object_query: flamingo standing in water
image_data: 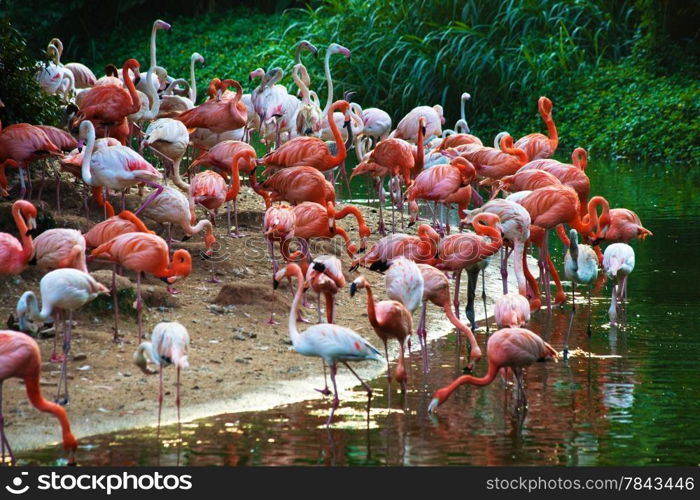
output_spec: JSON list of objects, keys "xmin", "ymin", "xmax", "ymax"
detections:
[
  {"xmin": 275, "ymin": 263, "xmax": 383, "ymax": 426},
  {"xmin": 134, "ymin": 321, "xmax": 190, "ymax": 438},
  {"xmin": 0, "ymin": 330, "xmax": 77, "ymax": 465},
  {"xmin": 415, "ymin": 263, "xmax": 482, "ymax": 372},
  {"xmin": 462, "ymin": 199, "xmax": 531, "ymax": 297},
  {"xmin": 435, "ymin": 213, "xmax": 503, "ymax": 328},
  {"xmin": 591, "ymin": 199, "xmax": 653, "ymax": 245},
  {"xmin": 428, "ymin": 327, "xmax": 558, "ymax": 413},
  {"xmin": 494, "ymin": 293, "xmax": 531, "ymax": 329},
  {"xmin": 79, "ymin": 120, "xmax": 164, "ymax": 218},
  {"xmin": 514, "ymin": 96, "xmax": 558, "ymax": 161},
  {"xmin": 563, "ymin": 228, "xmax": 599, "ymax": 357},
  {"xmin": 351, "ymin": 275, "xmax": 412, "ymax": 393},
  {"xmin": 90, "ymin": 232, "xmax": 192, "ymax": 341},
  {"xmin": 603, "ymin": 243, "xmax": 635, "ymax": 327},
  {"xmin": 16, "ymin": 268, "xmax": 110, "ymax": 404},
  {"xmin": 0, "ymin": 200, "xmax": 37, "ymax": 276},
  {"xmin": 31, "ymin": 229, "xmax": 88, "ymax": 273}
]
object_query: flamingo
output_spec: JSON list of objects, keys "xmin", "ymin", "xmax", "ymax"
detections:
[
  {"xmin": 0, "ymin": 330, "xmax": 77, "ymax": 465},
  {"xmin": 261, "ymin": 166, "xmax": 335, "ymax": 207},
  {"xmin": 406, "ymin": 156, "xmax": 476, "ymax": 233},
  {"xmin": 291, "ymin": 202, "xmax": 369, "ymax": 258},
  {"xmin": 16, "ymin": 268, "xmax": 110, "ymax": 403},
  {"xmin": 391, "ymin": 104, "xmax": 444, "ymax": 142},
  {"xmin": 46, "ymin": 38, "xmax": 96, "ymax": 88},
  {"xmin": 177, "ymin": 79, "xmax": 247, "ymax": 133},
  {"xmin": 351, "ymin": 136, "xmax": 415, "ymax": 234},
  {"xmin": 350, "ymin": 224, "xmax": 440, "ymax": 272},
  {"xmin": 134, "ymin": 321, "xmax": 190, "ymax": 437},
  {"xmin": 494, "ymin": 293, "xmax": 531, "ymax": 328},
  {"xmin": 415, "ymin": 263, "xmax": 482, "ymax": 372},
  {"xmin": 31, "ymin": 228, "xmax": 88, "ymax": 273},
  {"xmin": 385, "ymin": 256, "xmax": 424, "ymax": 314},
  {"xmin": 355, "ymin": 104, "xmax": 392, "ymax": 147},
  {"xmin": 84, "ymin": 210, "xmax": 153, "ymax": 250},
  {"xmin": 260, "ymin": 99, "xmax": 351, "ymax": 175},
  {"xmin": 36, "ymin": 45, "xmax": 74, "ymax": 99},
  {"xmin": 0, "ymin": 200, "xmax": 37, "ymax": 275},
  {"xmin": 509, "ymin": 188, "xmax": 607, "ymax": 311},
  {"xmin": 275, "ymin": 263, "xmax": 383, "ymax": 426},
  {"xmin": 0, "ymin": 122, "xmax": 63, "ymax": 198},
  {"xmin": 141, "ymin": 118, "xmax": 189, "ymax": 190},
  {"xmin": 603, "ymin": 243, "xmax": 635, "ymax": 326},
  {"xmin": 428, "ymin": 327, "xmax": 558, "ymax": 412},
  {"xmin": 591, "ymin": 200, "xmax": 653, "ymax": 245},
  {"xmin": 496, "ymin": 168, "xmax": 562, "ymax": 195},
  {"xmin": 462, "ymin": 199, "xmax": 531, "ymax": 297},
  {"xmin": 157, "ymin": 78, "xmax": 195, "ymax": 118},
  {"xmin": 563, "ymin": 228, "xmax": 599, "ymax": 357},
  {"xmin": 435, "ymin": 131, "xmax": 483, "ymax": 149},
  {"xmin": 90, "ymin": 232, "xmax": 192, "ymax": 341},
  {"xmin": 319, "ymin": 44, "xmax": 352, "ymax": 130},
  {"xmin": 263, "ymin": 204, "xmax": 298, "ymax": 325},
  {"xmin": 139, "ymin": 185, "xmax": 215, "ymax": 253},
  {"xmin": 444, "ymin": 133, "xmax": 528, "ymax": 181},
  {"xmin": 71, "ymin": 58, "xmax": 142, "ymax": 144},
  {"xmin": 33, "ymin": 125, "xmax": 78, "ymax": 207},
  {"xmin": 350, "ymin": 275, "xmax": 412, "ymax": 393},
  {"xmin": 79, "ymin": 120, "xmax": 164, "ymax": 218},
  {"xmin": 293, "ymin": 63, "xmax": 323, "ymax": 137},
  {"xmin": 434, "ymin": 213, "xmax": 503, "ymax": 328},
  {"xmin": 514, "ymin": 96, "xmax": 558, "ymax": 160}
]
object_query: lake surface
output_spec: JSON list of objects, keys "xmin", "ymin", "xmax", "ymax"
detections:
[{"xmin": 17, "ymin": 159, "xmax": 700, "ymax": 466}]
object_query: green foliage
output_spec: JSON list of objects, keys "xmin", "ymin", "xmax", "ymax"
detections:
[{"xmin": 0, "ymin": 20, "xmax": 64, "ymax": 126}]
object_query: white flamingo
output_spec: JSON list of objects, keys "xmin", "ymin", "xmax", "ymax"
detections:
[{"xmin": 603, "ymin": 243, "xmax": 635, "ymax": 326}]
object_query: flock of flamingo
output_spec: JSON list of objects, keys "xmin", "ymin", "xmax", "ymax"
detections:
[{"xmin": 0, "ymin": 19, "xmax": 652, "ymax": 465}]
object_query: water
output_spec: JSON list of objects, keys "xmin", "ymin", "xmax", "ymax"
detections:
[{"xmin": 17, "ymin": 160, "xmax": 700, "ymax": 466}]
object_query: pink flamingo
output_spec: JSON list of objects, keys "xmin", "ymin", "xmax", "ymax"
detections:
[
  {"xmin": 16, "ymin": 269, "xmax": 110, "ymax": 402},
  {"xmin": 0, "ymin": 200, "xmax": 37, "ymax": 275},
  {"xmin": 591, "ymin": 199, "xmax": 652, "ymax": 245},
  {"xmin": 494, "ymin": 293, "xmax": 531, "ymax": 328},
  {"xmin": 385, "ymin": 256, "xmax": 424, "ymax": 314},
  {"xmin": 415, "ymin": 263, "xmax": 482, "ymax": 372},
  {"xmin": 134, "ymin": 321, "xmax": 190, "ymax": 439},
  {"xmin": 177, "ymin": 79, "xmax": 247, "ymax": 134},
  {"xmin": 351, "ymin": 275, "xmax": 412, "ymax": 393},
  {"xmin": 462, "ymin": 199, "xmax": 531, "ymax": 296},
  {"xmin": 275, "ymin": 263, "xmax": 383, "ymax": 426},
  {"xmin": 0, "ymin": 330, "xmax": 77, "ymax": 465},
  {"xmin": 435, "ymin": 213, "xmax": 503, "ymax": 329},
  {"xmin": 428, "ymin": 327, "xmax": 558, "ymax": 413},
  {"xmin": 31, "ymin": 229, "xmax": 87, "ymax": 273},
  {"xmin": 391, "ymin": 104, "xmax": 444, "ymax": 142},
  {"xmin": 350, "ymin": 224, "xmax": 440, "ymax": 272},
  {"xmin": 514, "ymin": 96, "xmax": 558, "ymax": 161},
  {"xmin": 261, "ymin": 166, "xmax": 336, "ymax": 207}
]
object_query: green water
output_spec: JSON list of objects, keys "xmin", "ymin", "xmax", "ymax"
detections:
[{"xmin": 16, "ymin": 160, "xmax": 700, "ymax": 466}]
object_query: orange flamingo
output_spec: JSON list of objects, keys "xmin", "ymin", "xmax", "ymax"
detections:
[
  {"xmin": 445, "ymin": 133, "xmax": 528, "ymax": 181},
  {"xmin": 0, "ymin": 122, "xmax": 63, "ymax": 197},
  {"xmin": 509, "ymin": 187, "xmax": 607, "ymax": 310},
  {"xmin": 90, "ymin": 232, "xmax": 192, "ymax": 340},
  {"xmin": 177, "ymin": 79, "xmax": 247, "ymax": 133},
  {"xmin": 435, "ymin": 213, "xmax": 503, "ymax": 326},
  {"xmin": 428, "ymin": 327, "xmax": 558, "ymax": 413},
  {"xmin": 496, "ymin": 168, "xmax": 562, "ymax": 195},
  {"xmin": 591, "ymin": 199, "xmax": 652, "ymax": 245},
  {"xmin": 71, "ymin": 58, "xmax": 142, "ymax": 144},
  {"xmin": 494, "ymin": 293, "xmax": 531, "ymax": 328},
  {"xmin": 0, "ymin": 200, "xmax": 37, "ymax": 275},
  {"xmin": 291, "ymin": 202, "xmax": 369, "ymax": 258},
  {"xmin": 31, "ymin": 228, "xmax": 87, "ymax": 273},
  {"xmin": 415, "ymin": 263, "xmax": 481, "ymax": 372},
  {"xmin": 406, "ymin": 156, "xmax": 476, "ymax": 233},
  {"xmin": 259, "ymin": 99, "xmax": 351, "ymax": 175},
  {"xmin": 351, "ymin": 275, "xmax": 412, "ymax": 392},
  {"xmin": 0, "ymin": 330, "xmax": 77, "ymax": 465},
  {"xmin": 350, "ymin": 224, "xmax": 440, "ymax": 271},
  {"xmin": 261, "ymin": 166, "xmax": 336, "ymax": 207},
  {"xmin": 514, "ymin": 96, "xmax": 558, "ymax": 161}
]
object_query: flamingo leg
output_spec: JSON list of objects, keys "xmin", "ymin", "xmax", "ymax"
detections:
[
  {"xmin": 176, "ymin": 366, "xmax": 181, "ymax": 438},
  {"xmin": 384, "ymin": 341, "xmax": 391, "ymax": 387},
  {"xmin": 315, "ymin": 361, "xmax": 332, "ymax": 397},
  {"xmin": 564, "ymin": 281, "xmax": 576, "ymax": 359},
  {"xmin": 501, "ymin": 246, "xmax": 509, "ymax": 295},
  {"xmin": 157, "ymin": 364, "xmax": 163, "ymax": 445},
  {"xmin": 56, "ymin": 310, "xmax": 72, "ymax": 405},
  {"xmin": 50, "ymin": 309, "xmax": 63, "ymax": 363},
  {"xmin": 326, "ymin": 363, "xmax": 339, "ymax": 427},
  {"xmin": 266, "ymin": 240, "xmax": 279, "ymax": 325},
  {"xmin": 465, "ymin": 267, "xmax": 480, "ymax": 331},
  {"xmin": 54, "ymin": 168, "xmax": 62, "ymax": 214},
  {"xmin": 481, "ymin": 267, "xmax": 490, "ymax": 334},
  {"xmin": 377, "ymin": 178, "xmax": 386, "ymax": 236},
  {"xmin": 417, "ymin": 300, "xmax": 429, "ymax": 373},
  {"xmin": 453, "ymin": 269, "xmax": 462, "ymax": 320},
  {"xmin": 136, "ymin": 272, "xmax": 144, "ymax": 341},
  {"xmin": 342, "ymin": 361, "xmax": 373, "ymax": 412},
  {"xmin": 230, "ymin": 199, "xmax": 244, "ymax": 238},
  {"xmin": 0, "ymin": 382, "xmax": 16, "ymax": 466},
  {"xmin": 112, "ymin": 265, "xmax": 121, "ymax": 343},
  {"xmin": 133, "ymin": 181, "xmax": 164, "ymax": 215}
]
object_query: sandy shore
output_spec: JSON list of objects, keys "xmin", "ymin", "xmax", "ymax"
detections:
[{"xmin": 0, "ymin": 179, "xmax": 532, "ymax": 453}]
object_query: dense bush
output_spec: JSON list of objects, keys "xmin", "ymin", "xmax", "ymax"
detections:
[{"xmin": 0, "ymin": 20, "xmax": 64, "ymax": 127}]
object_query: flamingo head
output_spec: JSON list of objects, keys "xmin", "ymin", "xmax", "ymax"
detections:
[
  {"xmin": 192, "ymin": 52, "xmax": 204, "ymax": 65},
  {"xmin": 249, "ymin": 68, "xmax": 265, "ymax": 82},
  {"xmin": 155, "ymin": 19, "xmax": 171, "ymax": 31},
  {"xmin": 461, "ymin": 92, "xmax": 471, "ymax": 102},
  {"xmin": 427, "ymin": 388, "xmax": 451, "ymax": 414},
  {"xmin": 299, "ymin": 40, "xmax": 318, "ymax": 56},
  {"xmin": 538, "ymin": 96, "xmax": 553, "ymax": 117},
  {"xmin": 433, "ymin": 104, "xmax": 445, "ymax": 124},
  {"xmin": 166, "ymin": 250, "xmax": 193, "ymax": 283},
  {"xmin": 471, "ymin": 212, "xmax": 503, "ymax": 238},
  {"xmin": 329, "ymin": 43, "xmax": 351, "ymax": 59},
  {"xmin": 349, "ymin": 275, "xmax": 369, "ymax": 297}
]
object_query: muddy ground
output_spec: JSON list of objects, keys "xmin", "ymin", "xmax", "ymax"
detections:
[{"xmin": 0, "ymin": 172, "xmax": 531, "ymax": 453}]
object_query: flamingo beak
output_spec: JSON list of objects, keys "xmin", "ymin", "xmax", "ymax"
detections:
[
  {"xmin": 273, "ymin": 279, "xmax": 280, "ymax": 290},
  {"xmin": 349, "ymin": 282, "xmax": 358, "ymax": 297},
  {"xmin": 427, "ymin": 397, "xmax": 440, "ymax": 414}
]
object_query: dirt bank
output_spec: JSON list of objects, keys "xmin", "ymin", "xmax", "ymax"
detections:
[{"xmin": 0, "ymin": 177, "xmax": 533, "ymax": 454}]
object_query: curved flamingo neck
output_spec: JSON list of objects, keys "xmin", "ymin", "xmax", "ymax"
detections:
[
  {"xmin": 500, "ymin": 139, "xmax": 528, "ymax": 165},
  {"xmin": 585, "ymin": 196, "xmax": 609, "ymax": 234},
  {"xmin": 190, "ymin": 55, "xmax": 200, "ymax": 102},
  {"xmin": 24, "ymin": 374, "xmax": 76, "ymax": 454},
  {"xmin": 122, "ymin": 61, "xmax": 141, "ymax": 115},
  {"xmin": 572, "ymin": 147, "xmax": 587, "ymax": 170},
  {"xmin": 81, "ymin": 123, "xmax": 96, "ymax": 186},
  {"xmin": 322, "ymin": 48, "xmax": 337, "ymax": 114},
  {"xmin": 327, "ymin": 102, "xmax": 347, "ymax": 166},
  {"xmin": 362, "ymin": 281, "xmax": 379, "ymax": 328},
  {"xmin": 293, "ymin": 64, "xmax": 311, "ymax": 104},
  {"xmin": 13, "ymin": 203, "xmax": 33, "ymax": 263},
  {"xmin": 442, "ymin": 300, "xmax": 479, "ymax": 355},
  {"xmin": 541, "ymin": 108, "xmax": 558, "ymax": 152},
  {"xmin": 226, "ymin": 150, "xmax": 241, "ymax": 202},
  {"xmin": 473, "ymin": 222, "xmax": 502, "ymax": 252},
  {"xmin": 119, "ymin": 211, "xmax": 151, "ymax": 233},
  {"xmin": 435, "ymin": 361, "xmax": 500, "ymax": 403}
]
